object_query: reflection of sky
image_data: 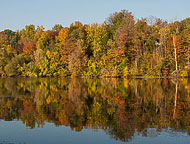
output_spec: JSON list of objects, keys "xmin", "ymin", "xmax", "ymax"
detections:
[
  {"xmin": 0, "ymin": 120, "xmax": 123, "ymax": 144},
  {"xmin": 0, "ymin": 0, "xmax": 189, "ymax": 31},
  {"xmin": 132, "ymin": 130, "xmax": 190, "ymax": 144},
  {"xmin": 0, "ymin": 120, "xmax": 190, "ymax": 144}
]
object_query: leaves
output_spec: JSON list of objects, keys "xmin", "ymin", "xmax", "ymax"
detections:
[{"xmin": 0, "ymin": 10, "xmax": 190, "ymax": 77}]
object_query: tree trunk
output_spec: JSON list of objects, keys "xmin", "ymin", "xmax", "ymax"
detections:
[
  {"xmin": 173, "ymin": 36, "xmax": 178, "ymax": 73},
  {"xmin": 164, "ymin": 35, "xmax": 167, "ymax": 58}
]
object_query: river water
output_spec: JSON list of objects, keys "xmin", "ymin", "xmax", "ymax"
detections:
[{"xmin": 0, "ymin": 78, "xmax": 189, "ymax": 144}]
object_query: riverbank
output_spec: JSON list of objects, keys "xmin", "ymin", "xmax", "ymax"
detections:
[{"xmin": 1, "ymin": 75, "xmax": 189, "ymax": 79}]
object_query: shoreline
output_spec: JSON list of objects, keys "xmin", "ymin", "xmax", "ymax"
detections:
[{"xmin": 1, "ymin": 75, "xmax": 189, "ymax": 79}]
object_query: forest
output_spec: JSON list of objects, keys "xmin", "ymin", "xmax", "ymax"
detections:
[{"xmin": 0, "ymin": 10, "xmax": 190, "ymax": 77}]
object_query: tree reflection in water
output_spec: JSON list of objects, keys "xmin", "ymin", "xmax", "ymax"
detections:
[{"xmin": 0, "ymin": 78, "xmax": 190, "ymax": 142}]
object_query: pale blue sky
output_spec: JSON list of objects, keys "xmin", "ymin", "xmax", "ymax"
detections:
[{"xmin": 0, "ymin": 0, "xmax": 189, "ymax": 31}]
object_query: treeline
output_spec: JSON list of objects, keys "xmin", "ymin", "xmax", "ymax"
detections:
[{"xmin": 0, "ymin": 10, "xmax": 190, "ymax": 77}]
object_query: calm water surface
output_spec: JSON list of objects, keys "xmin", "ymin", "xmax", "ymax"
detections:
[{"xmin": 0, "ymin": 78, "xmax": 190, "ymax": 144}]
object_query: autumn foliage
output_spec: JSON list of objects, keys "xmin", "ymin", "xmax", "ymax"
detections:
[{"xmin": 0, "ymin": 10, "xmax": 190, "ymax": 77}]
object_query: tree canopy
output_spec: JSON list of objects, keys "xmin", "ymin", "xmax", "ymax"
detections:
[{"xmin": 0, "ymin": 10, "xmax": 190, "ymax": 77}]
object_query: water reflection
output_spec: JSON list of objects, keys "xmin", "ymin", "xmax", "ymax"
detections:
[{"xmin": 0, "ymin": 78, "xmax": 190, "ymax": 142}]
